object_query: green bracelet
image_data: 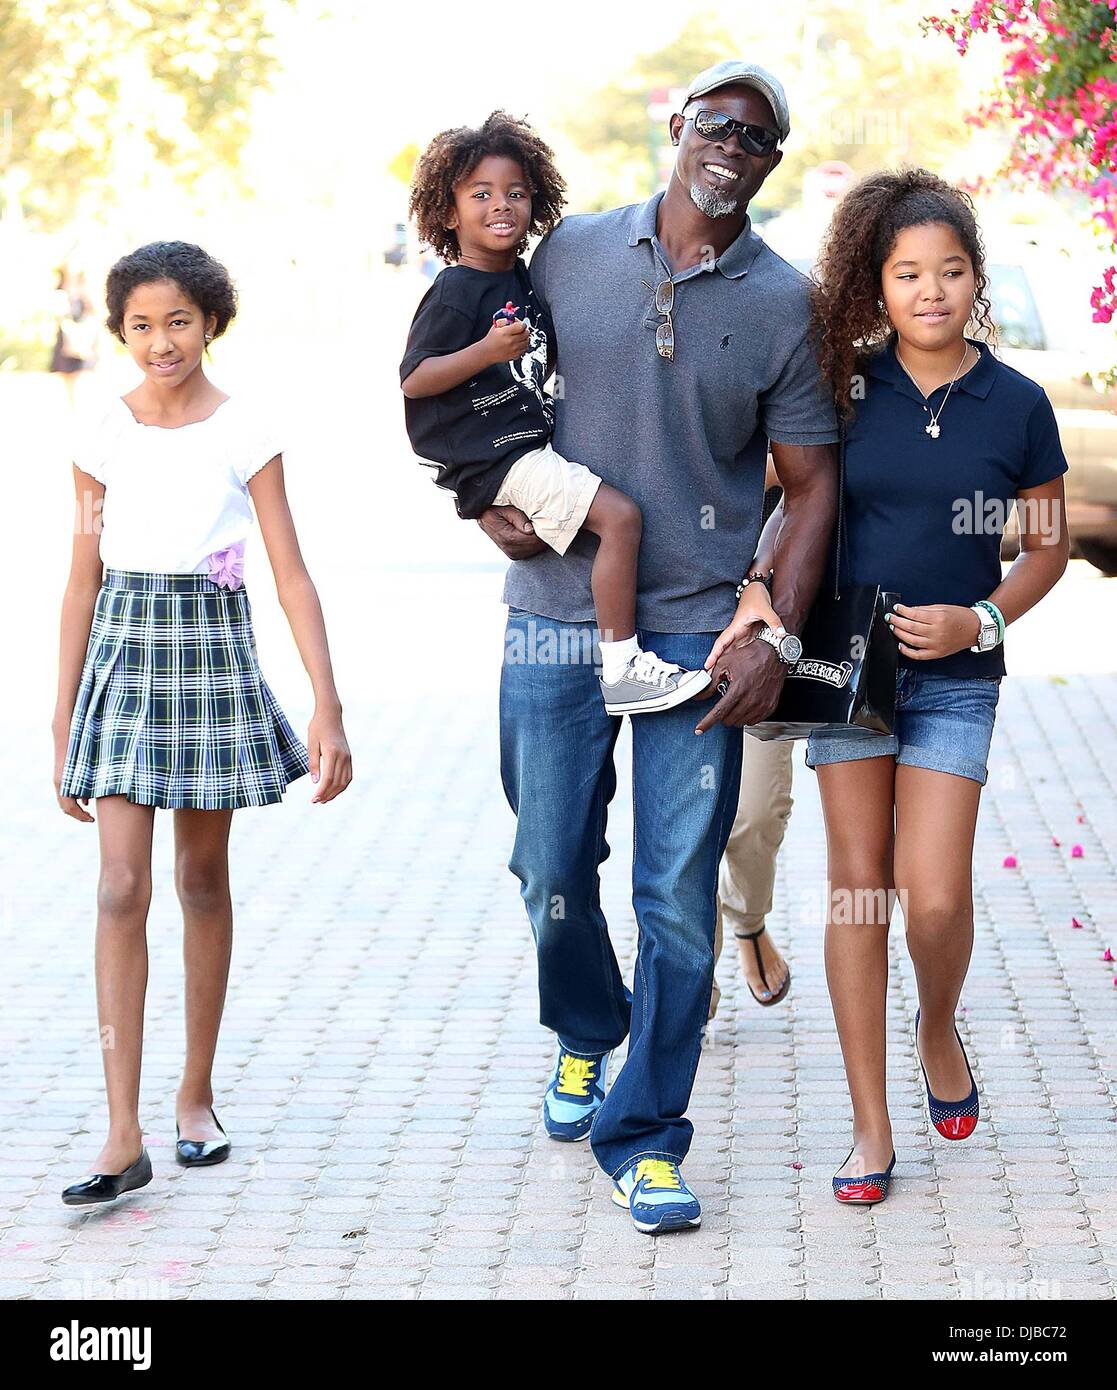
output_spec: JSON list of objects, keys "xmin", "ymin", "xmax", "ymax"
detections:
[{"xmin": 974, "ymin": 599, "xmax": 1005, "ymax": 644}]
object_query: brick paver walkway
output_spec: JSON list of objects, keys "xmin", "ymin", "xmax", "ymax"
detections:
[
  {"xmin": 2, "ymin": 559, "xmax": 1114, "ymax": 1300},
  {"xmin": 1, "ymin": 373, "xmax": 1113, "ymax": 1300}
]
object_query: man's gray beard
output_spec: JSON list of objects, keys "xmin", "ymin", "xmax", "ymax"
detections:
[{"xmin": 689, "ymin": 180, "xmax": 740, "ymax": 218}]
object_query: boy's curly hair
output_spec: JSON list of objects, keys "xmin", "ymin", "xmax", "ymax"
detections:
[
  {"xmin": 408, "ymin": 110, "xmax": 566, "ymax": 262},
  {"xmin": 106, "ymin": 241, "xmax": 237, "ymax": 345},
  {"xmin": 809, "ymin": 168, "xmax": 997, "ymax": 422}
]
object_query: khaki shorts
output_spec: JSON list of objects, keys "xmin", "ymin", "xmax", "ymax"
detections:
[{"xmin": 492, "ymin": 443, "xmax": 602, "ymax": 555}]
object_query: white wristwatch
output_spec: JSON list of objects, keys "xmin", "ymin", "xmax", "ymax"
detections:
[{"xmin": 969, "ymin": 605, "xmax": 1000, "ymax": 653}]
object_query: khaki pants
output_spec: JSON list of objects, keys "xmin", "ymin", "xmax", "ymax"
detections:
[{"xmin": 709, "ymin": 736, "xmax": 795, "ymax": 1020}]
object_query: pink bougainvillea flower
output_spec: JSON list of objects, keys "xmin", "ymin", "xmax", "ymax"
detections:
[
  {"xmin": 1051, "ymin": 836, "xmax": 1061, "ymax": 846},
  {"xmin": 207, "ymin": 539, "xmax": 245, "ymax": 591},
  {"xmin": 1071, "ymin": 844, "xmax": 1084, "ymax": 858},
  {"xmin": 1003, "ymin": 854, "xmax": 1018, "ymax": 868},
  {"xmin": 789, "ymin": 1161, "xmax": 804, "ymax": 1170},
  {"xmin": 1072, "ymin": 917, "xmax": 1084, "ymax": 929},
  {"xmin": 1102, "ymin": 948, "xmax": 1114, "ymax": 962},
  {"xmin": 925, "ymin": 1, "xmax": 1117, "ymax": 325}
]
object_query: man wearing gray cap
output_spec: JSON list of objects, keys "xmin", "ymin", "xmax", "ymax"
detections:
[{"xmin": 480, "ymin": 61, "xmax": 838, "ymax": 1233}]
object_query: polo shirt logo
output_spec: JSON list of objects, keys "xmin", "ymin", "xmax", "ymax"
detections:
[{"xmin": 788, "ymin": 658, "xmax": 853, "ymax": 689}]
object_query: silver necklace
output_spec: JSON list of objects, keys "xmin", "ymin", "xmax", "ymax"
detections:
[{"xmin": 895, "ymin": 342, "xmax": 973, "ymax": 439}]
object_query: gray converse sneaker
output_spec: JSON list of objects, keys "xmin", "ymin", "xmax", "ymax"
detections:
[{"xmin": 600, "ymin": 650, "xmax": 711, "ymax": 715}]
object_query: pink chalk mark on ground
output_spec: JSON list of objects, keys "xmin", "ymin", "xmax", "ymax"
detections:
[{"xmin": 100, "ymin": 1204, "xmax": 151, "ymax": 1228}]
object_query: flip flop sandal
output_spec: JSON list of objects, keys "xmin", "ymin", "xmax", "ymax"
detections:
[{"xmin": 735, "ymin": 924, "xmax": 791, "ymax": 1007}]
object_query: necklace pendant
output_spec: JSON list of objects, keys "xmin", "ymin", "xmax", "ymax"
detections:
[{"xmin": 926, "ymin": 422, "xmax": 940, "ymax": 439}]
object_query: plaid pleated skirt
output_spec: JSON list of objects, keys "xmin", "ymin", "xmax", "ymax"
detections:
[{"xmin": 59, "ymin": 569, "xmax": 310, "ymax": 809}]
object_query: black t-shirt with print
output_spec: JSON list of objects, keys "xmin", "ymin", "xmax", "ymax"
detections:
[{"xmin": 400, "ymin": 259, "xmax": 555, "ymax": 519}]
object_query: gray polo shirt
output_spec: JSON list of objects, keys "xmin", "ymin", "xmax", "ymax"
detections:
[{"xmin": 501, "ymin": 190, "xmax": 839, "ymax": 633}]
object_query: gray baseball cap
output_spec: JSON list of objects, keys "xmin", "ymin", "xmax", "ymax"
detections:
[{"xmin": 683, "ymin": 60, "xmax": 790, "ymax": 143}]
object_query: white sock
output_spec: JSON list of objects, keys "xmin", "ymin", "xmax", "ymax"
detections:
[{"xmin": 599, "ymin": 635, "xmax": 640, "ymax": 684}]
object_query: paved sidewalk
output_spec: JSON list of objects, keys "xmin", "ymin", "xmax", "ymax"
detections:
[
  {"xmin": 1, "ymin": 554, "xmax": 1114, "ymax": 1301},
  {"xmin": 1, "ymin": 373, "xmax": 1114, "ymax": 1301}
]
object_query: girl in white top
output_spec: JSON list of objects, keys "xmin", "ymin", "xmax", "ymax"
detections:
[
  {"xmin": 53, "ymin": 240, "xmax": 352, "ymax": 1206},
  {"xmin": 75, "ymin": 391, "xmax": 287, "ymax": 574}
]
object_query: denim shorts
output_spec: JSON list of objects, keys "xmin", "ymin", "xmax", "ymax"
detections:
[{"xmin": 805, "ymin": 669, "xmax": 1002, "ymax": 786}]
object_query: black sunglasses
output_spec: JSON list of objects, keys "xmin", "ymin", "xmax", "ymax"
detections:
[{"xmin": 686, "ymin": 108, "xmax": 780, "ymax": 157}]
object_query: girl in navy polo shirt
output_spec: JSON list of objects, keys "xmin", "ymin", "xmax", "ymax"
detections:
[{"xmin": 805, "ymin": 169, "xmax": 1068, "ymax": 1204}]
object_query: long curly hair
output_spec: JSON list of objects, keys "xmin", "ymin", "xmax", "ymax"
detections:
[
  {"xmin": 408, "ymin": 111, "xmax": 566, "ymax": 263},
  {"xmin": 810, "ymin": 168, "xmax": 997, "ymax": 421},
  {"xmin": 106, "ymin": 241, "xmax": 237, "ymax": 345}
]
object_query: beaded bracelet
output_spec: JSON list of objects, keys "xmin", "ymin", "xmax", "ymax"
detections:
[{"xmin": 974, "ymin": 599, "xmax": 1005, "ymax": 644}]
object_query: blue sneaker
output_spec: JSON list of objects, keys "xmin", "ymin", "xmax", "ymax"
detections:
[
  {"xmin": 542, "ymin": 1049, "xmax": 609, "ymax": 1142},
  {"xmin": 611, "ymin": 1158, "xmax": 701, "ymax": 1234}
]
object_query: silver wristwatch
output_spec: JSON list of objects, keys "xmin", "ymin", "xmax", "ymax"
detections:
[
  {"xmin": 755, "ymin": 624, "xmax": 803, "ymax": 665},
  {"xmin": 969, "ymin": 605, "xmax": 1000, "ymax": 653}
]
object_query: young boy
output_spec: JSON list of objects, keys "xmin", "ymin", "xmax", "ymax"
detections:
[{"xmin": 400, "ymin": 110, "xmax": 710, "ymax": 714}]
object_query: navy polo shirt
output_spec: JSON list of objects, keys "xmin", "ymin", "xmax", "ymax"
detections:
[{"xmin": 840, "ymin": 333, "xmax": 1068, "ymax": 678}]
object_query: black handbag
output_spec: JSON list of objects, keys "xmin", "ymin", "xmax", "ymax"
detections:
[{"xmin": 745, "ymin": 423, "xmax": 901, "ymax": 743}]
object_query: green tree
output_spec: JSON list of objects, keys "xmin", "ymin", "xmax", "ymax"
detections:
[
  {"xmin": 559, "ymin": 3, "xmax": 971, "ymax": 212},
  {"xmin": 773, "ymin": 3, "xmax": 968, "ymax": 198},
  {"xmin": 561, "ymin": 12, "xmax": 735, "ymax": 210},
  {"xmin": 388, "ymin": 142, "xmax": 421, "ymax": 188},
  {"xmin": 0, "ymin": 0, "xmax": 290, "ymax": 228}
]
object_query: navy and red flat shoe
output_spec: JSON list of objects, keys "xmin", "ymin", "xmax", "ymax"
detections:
[
  {"xmin": 832, "ymin": 1147, "xmax": 897, "ymax": 1206},
  {"xmin": 915, "ymin": 1008, "xmax": 980, "ymax": 1140}
]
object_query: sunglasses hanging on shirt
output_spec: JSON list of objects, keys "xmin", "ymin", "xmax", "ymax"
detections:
[{"xmin": 641, "ymin": 277, "xmax": 675, "ymax": 361}]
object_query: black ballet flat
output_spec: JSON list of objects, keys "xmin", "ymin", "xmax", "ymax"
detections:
[
  {"xmin": 62, "ymin": 1149, "xmax": 152, "ymax": 1206},
  {"xmin": 175, "ymin": 1108, "xmax": 230, "ymax": 1167}
]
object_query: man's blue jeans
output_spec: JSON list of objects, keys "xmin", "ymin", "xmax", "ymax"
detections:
[{"xmin": 499, "ymin": 609, "xmax": 744, "ymax": 1178}]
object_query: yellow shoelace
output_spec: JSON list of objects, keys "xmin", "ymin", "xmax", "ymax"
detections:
[
  {"xmin": 556, "ymin": 1054, "xmax": 594, "ymax": 1097},
  {"xmin": 634, "ymin": 1159, "xmax": 681, "ymax": 1190}
]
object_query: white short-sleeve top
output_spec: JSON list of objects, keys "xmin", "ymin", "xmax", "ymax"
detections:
[{"xmin": 73, "ymin": 395, "xmax": 283, "ymax": 574}]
